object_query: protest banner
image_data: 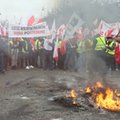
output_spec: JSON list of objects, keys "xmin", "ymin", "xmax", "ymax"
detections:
[
  {"xmin": 65, "ymin": 13, "xmax": 84, "ymax": 39},
  {"xmin": 9, "ymin": 22, "xmax": 47, "ymax": 38}
]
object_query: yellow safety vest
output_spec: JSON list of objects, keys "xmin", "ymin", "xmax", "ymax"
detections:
[
  {"xmin": 106, "ymin": 41, "xmax": 117, "ymax": 55},
  {"xmin": 9, "ymin": 41, "xmax": 13, "ymax": 48},
  {"xmin": 35, "ymin": 39, "xmax": 41, "ymax": 50},
  {"xmin": 58, "ymin": 41, "xmax": 62, "ymax": 48},
  {"xmin": 21, "ymin": 39, "xmax": 26, "ymax": 53},
  {"xmin": 95, "ymin": 36, "xmax": 106, "ymax": 51},
  {"xmin": 76, "ymin": 40, "xmax": 85, "ymax": 54}
]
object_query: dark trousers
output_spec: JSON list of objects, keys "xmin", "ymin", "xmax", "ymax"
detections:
[
  {"xmin": 43, "ymin": 50, "xmax": 53, "ymax": 70},
  {"xmin": 0, "ymin": 52, "xmax": 5, "ymax": 72},
  {"xmin": 57, "ymin": 49, "xmax": 65, "ymax": 69},
  {"xmin": 64, "ymin": 50, "xmax": 76, "ymax": 71},
  {"xmin": 106, "ymin": 54, "xmax": 116, "ymax": 71},
  {"xmin": 34, "ymin": 50, "xmax": 39, "ymax": 67},
  {"xmin": 38, "ymin": 49, "xmax": 44, "ymax": 68},
  {"xmin": 18, "ymin": 52, "xmax": 25, "ymax": 68}
]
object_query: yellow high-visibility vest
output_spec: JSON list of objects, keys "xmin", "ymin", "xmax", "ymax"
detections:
[
  {"xmin": 76, "ymin": 40, "xmax": 85, "ymax": 54},
  {"xmin": 106, "ymin": 41, "xmax": 117, "ymax": 55},
  {"xmin": 95, "ymin": 36, "xmax": 106, "ymax": 51},
  {"xmin": 35, "ymin": 39, "xmax": 42, "ymax": 50}
]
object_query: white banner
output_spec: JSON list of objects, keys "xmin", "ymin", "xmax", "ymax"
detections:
[
  {"xmin": 65, "ymin": 13, "xmax": 84, "ymax": 39},
  {"xmin": 97, "ymin": 21, "xmax": 119, "ymax": 37},
  {"xmin": 8, "ymin": 22, "xmax": 47, "ymax": 38}
]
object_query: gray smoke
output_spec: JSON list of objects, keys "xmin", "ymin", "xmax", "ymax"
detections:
[{"xmin": 46, "ymin": 0, "xmax": 120, "ymax": 27}]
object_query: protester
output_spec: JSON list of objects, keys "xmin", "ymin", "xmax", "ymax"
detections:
[
  {"xmin": 0, "ymin": 36, "xmax": 5, "ymax": 73},
  {"xmin": 0, "ymin": 18, "xmax": 120, "ymax": 77},
  {"xmin": 105, "ymin": 37, "xmax": 117, "ymax": 71},
  {"xmin": 18, "ymin": 38, "xmax": 26, "ymax": 68},
  {"xmin": 10, "ymin": 38, "xmax": 19, "ymax": 69},
  {"xmin": 43, "ymin": 34, "xmax": 53, "ymax": 70},
  {"xmin": 64, "ymin": 37, "xmax": 77, "ymax": 71}
]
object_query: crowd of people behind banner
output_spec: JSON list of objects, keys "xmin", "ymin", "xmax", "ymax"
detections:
[{"xmin": 0, "ymin": 30, "xmax": 120, "ymax": 74}]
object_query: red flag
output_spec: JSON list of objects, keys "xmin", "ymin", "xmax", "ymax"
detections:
[
  {"xmin": 53, "ymin": 40, "xmax": 59, "ymax": 62},
  {"xmin": 106, "ymin": 29, "xmax": 114, "ymax": 37},
  {"xmin": 60, "ymin": 40, "xmax": 66, "ymax": 56},
  {"xmin": 37, "ymin": 18, "xmax": 43, "ymax": 24},
  {"xmin": 115, "ymin": 44, "xmax": 120, "ymax": 64},
  {"xmin": 27, "ymin": 16, "xmax": 35, "ymax": 26},
  {"xmin": 27, "ymin": 16, "xmax": 35, "ymax": 48},
  {"xmin": 57, "ymin": 24, "xmax": 66, "ymax": 38}
]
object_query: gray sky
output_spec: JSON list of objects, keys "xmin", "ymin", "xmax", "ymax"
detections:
[{"xmin": 0, "ymin": 0, "xmax": 57, "ymax": 23}]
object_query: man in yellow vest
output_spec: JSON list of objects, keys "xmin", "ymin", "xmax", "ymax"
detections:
[
  {"xmin": 105, "ymin": 37, "xmax": 117, "ymax": 71},
  {"xmin": 18, "ymin": 38, "xmax": 26, "ymax": 68},
  {"xmin": 93, "ymin": 34, "xmax": 106, "ymax": 59},
  {"xmin": 35, "ymin": 38, "xmax": 40, "ymax": 67},
  {"xmin": 90, "ymin": 34, "xmax": 107, "ymax": 84},
  {"xmin": 75, "ymin": 38, "xmax": 85, "ymax": 72},
  {"xmin": 35, "ymin": 37, "xmax": 44, "ymax": 68}
]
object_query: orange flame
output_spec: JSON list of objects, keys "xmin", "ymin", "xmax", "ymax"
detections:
[
  {"xmin": 85, "ymin": 82, "xmax": 120, "ymax": 111},
  {"xmin": 96, "ymin": 88, "xmax": 120, "ymax": 111},
  {"xmin": 67, "ymin": 89, "xmax": 77, "ymax": 105},
  {"xmin": 70, "ymin": 89, "xmax": 77, "ymax": 98},
  {"xmin": 85, "ymin": 86, "xmax": 92, "ymax": 94},
  {"xmin": 95, "ymin": 82, "xmax": 103, "ymax": 88}
]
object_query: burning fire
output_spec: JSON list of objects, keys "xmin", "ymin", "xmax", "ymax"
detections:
[
  {"xmin": 67, "ymin": 89, "xmax": 77, "ymax": 105},
  {"xmin": 86, "ymin": 82, "xmax": 120, "ymax": 111},
  {"xmin": 65, "ymin": 82, "xmax": 120, "ymax": 111},
  {"xmin": 85, "ymin": 86, "xmax": 91, "ymax": 94},
  {"xmin": 71, "ymin": 89, "xmax": 77, "ymax": 98}
]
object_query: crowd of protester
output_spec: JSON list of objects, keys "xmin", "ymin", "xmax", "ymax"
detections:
[{"xmin": 0, "ymin": 31, "xmax": 120, "ymax": 74}]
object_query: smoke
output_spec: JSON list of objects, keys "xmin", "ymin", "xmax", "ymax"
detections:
[
  {"xmin": 47, "ymin": 0, "xmax": 120, "ymax": 27},
  {"xmin": 87, "ymin": 51, "xmax": 107, "ymax": 84},
  {"xmin": 47, "ymin": 0, "xmax": 118, "ymax": 84}
]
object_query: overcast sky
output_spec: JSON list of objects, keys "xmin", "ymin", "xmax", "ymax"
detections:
[{"xmin": 0, "ymin": 0, "xmax": 57, "ymax": 23}]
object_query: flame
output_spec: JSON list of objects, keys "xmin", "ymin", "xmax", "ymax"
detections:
[
  {"xmin": 95, "ymin": 82, "xmax": 103, "ymax": 88},
  {"xmin": 85, "ymin": 82, "xmax": 120, "ymax": 111},
  {"xmin": 85, "ymin": 86, "xmax": 92, "ymax": 94},
  {"xmin": 65, "ymin": 81, "xmax": 120, "ymax": 111},
  {"xmin": 71, "ymin": 89, "xmax": 77, "ymax": 98},
  {"xmin": 67, "ymin": 89, "xmax": 77, "ymax": 105},
  {"xmin": 96, "ymin": 88, "xmax": 120, "ymax": 111}
]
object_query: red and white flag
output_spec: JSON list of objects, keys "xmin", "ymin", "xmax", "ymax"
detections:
[
  {"xmin": 57, "ymin": 24, "xmax": 66, "ymax": 38},
  {"xmin": 27, "ymin": 16, "xmax": 35, "ymax": 26},
  {"xmin": 37, "ymin": 18, "xmax": 43, "ymax": 24},
  {"xmin": 27, "ymin": 16, "xmax": 35, "ymax": 48},
  {"xmin": 0, "ymin": 25, "xmax": 7, "ymax": 37},
  {"xmin": 51, "ymin": 19, "xmax": 56, "ymax": 40},
  {"xmin": 33, "ymin": 17, "xmax": 43, "ymax": 25},
  {"xmin": 53, "ymin": 37, "xmax": 59, "ymax": 62}
]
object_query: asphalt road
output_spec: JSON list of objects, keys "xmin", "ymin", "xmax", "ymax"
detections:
[{"xmin": 0, "ymin": 69, "xmax": 120, "ymax": 120}]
